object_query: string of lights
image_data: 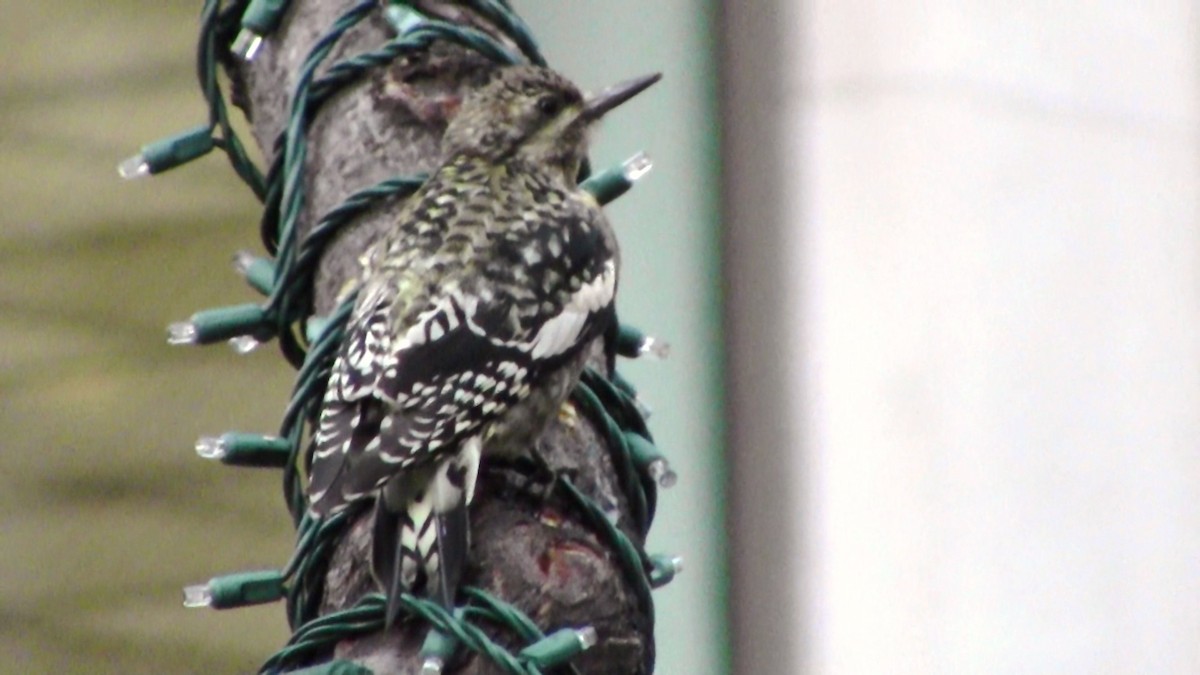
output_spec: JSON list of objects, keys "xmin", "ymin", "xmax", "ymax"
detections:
[{"xmin": 120, "ymin": 1, "xmax": 679, "ymax": 672}]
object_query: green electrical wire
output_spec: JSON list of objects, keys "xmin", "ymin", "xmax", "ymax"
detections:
[
  {"xmin": 168, "ymin": 2, "xmax": 681, "ymax": 673},
  {"xmin": 198, "ymin": 0, "xmax": 266, "ymax": 198}
]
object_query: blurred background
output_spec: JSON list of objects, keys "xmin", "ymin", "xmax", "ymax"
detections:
[
  {"xmin": 6, "ymin": 1, "xmax": 1200, "ymax": 674},
  {"xmin": 725, "ymin": 2, "xmax": 1200, "ymax": 674}
]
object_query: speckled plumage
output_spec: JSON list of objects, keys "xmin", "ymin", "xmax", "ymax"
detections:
[{"xmin": 304, "ymin": 65, "xmax": 653, "ymax": 620}]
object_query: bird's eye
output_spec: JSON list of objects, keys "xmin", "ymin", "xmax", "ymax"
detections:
[{"xmin": 537, "ymin": 96, "xmax": 562, "ymax": 117}]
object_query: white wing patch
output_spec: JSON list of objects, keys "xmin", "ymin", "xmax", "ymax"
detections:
[{"xmin": 529, "ymin": 259, "xmax": 616, "ymax": 360}]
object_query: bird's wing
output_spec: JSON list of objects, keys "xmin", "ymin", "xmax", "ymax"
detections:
[
  {"xmin": 307, "ymin": 223, "xmax": 618, "ymax": 514},
  {"xmin": 308, "ymin": 279, "xmax": 522, "ymax": 512}
]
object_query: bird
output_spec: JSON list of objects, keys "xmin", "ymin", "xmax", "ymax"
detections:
[{"xmin": 305, "ymin": 64, "xmax": 660, "ymax": 626}]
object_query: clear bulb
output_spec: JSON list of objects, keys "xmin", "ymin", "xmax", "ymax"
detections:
[
  {"xmin": 232, "ymin": 250, "xmax": 257, "ymax": 276},
  {"xmin": 638, "ymin": 336, "xmax": 671, "ymax": 359},
  {"xmin": 195, "ymin": 436, "xmax": 228, "ymax": 461},
  {"xmin": 421, "ymin": 657, "xmax": 445, "ymax": 674},
  {"xmin": 622, "ymin": 152, "xmax": 653, "ymax": 182},
  {"xmin": 167, "ymin": 321, "xmax": 198, "ymax": 346},
  {"xmin": 648, "ymin": 458, "xmax": 678, "ymax": 488},
  {"xmin": 576, "ymin": 626, "xmax": 598, "ymax": 650},
  {"xmin": 117, "ymin": 154, "xmax": 150, "ymax": 180},
  {"xmin": 183, "ymin": 583, "xmax": 213, "ymax": 608},
  {"xmin": 231, "ymin": 29, "xmax": 264, "ymax": 60},
  {"xmin": 228, "ymin": 335, "xmax": 261, "ymax": 354}
]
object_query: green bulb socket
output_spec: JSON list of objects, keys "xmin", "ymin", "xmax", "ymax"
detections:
[
  {"xmin": 142, "ymin": 125, "xmax": 215, "ymax": 174},
  {"xmin": 615, "ymin": 324, "xmax": 648, "ymax": 358},
  {"xmin": 383, "ymin": 3, "xmax": 428, "ymax": 34},
  {"xmin": 581, "ymin": 152, "xmax": 651, "ymax": 205},
  {"xmin": 169, "ymin": 303, "xmax": 272, "ymax": 345},
  {"xmin": 232, "ymin": 0, "xmax": 290, "ymax": 59},
  {"xmin": 234, "ymin": 251, "xmax": 276, "ymax": 296},
  {"xmin": 625, "ymin": 432, "xmax": 677, "ymax": 488},
  {"xmin": 119, "ymin": 125, "xmax": 214, "ymax": 179},
  {"xmin": 241, "ymin": 0, "xmax": 290, "ymax": 33},
  {"xmin": 649, "ymin": 554, "xmax": 684, "ymax": 588},
  {"xmin": 197, "ymin": 432, "xmax": 291, "ymax": 468},
  {"xmin": 306, "ymin": 315, "xmax": 332, "ymax": 343},
  {"xmin": 419, "ymin": 610, "xmax": 466, "ymax": 673},
  {"xmin": 624, "ymin": 431, "xmax": 662, "ymax": 468},
  {"xmin": 581, "ymin": 164, "xmax": 631, "ymax": 205},
  {"xmin": 519, "ymin": 626, "xmax": 598, "ymax": 669},
  {"xmin": 207, "ymin": 570, "xmax": 284, "ymax": 609}
]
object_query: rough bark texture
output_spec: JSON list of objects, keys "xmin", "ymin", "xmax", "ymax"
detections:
[{"xmin": 230, "ymin": 2, "xmax": 653, "ymax": 672}]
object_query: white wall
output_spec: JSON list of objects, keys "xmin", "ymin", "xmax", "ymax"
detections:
[{"xmin": 727, "ymin": 2, "xmax": 1200, "ymax": 673}]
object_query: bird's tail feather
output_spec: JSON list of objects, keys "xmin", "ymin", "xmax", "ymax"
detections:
[
  {"xmin": 370, "ymin": 499, "xmax": 406, "ymax": 628},
  {"xmin": 431, "ymin": 500, "xmax": 469, "ymax": 610},
  {"xmin": 371, "ymin": 436, "xmax": 482, "ymax": 627}
]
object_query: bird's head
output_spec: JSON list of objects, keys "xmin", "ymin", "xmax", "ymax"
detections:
[{"xmin": 443, "ymin": 65, "xmax": 660, "ymax": 180}]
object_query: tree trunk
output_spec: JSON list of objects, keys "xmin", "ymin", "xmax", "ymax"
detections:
[{"xmin": 230, "ymin": 2, "xmax": 653, "ymax": 672}]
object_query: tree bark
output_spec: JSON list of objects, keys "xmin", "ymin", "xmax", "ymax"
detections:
[{"xmin": 230, "ymin": 2, "xmax": 653, "ymax": 672}]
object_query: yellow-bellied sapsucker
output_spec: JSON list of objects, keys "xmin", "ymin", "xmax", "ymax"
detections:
[{"xmin": 306, "ymin": 65, "xmax": 659, "ymax": 624}]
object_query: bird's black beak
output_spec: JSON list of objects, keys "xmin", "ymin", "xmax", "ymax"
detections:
[{"xmin": 582, "ymin": 73, "xmax": 662, "ymax": 121}]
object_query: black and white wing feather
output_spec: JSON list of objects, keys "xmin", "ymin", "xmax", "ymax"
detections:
[{"xmin": 306, "ymin": 255, "xmax": 617, "ymax": 516}]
